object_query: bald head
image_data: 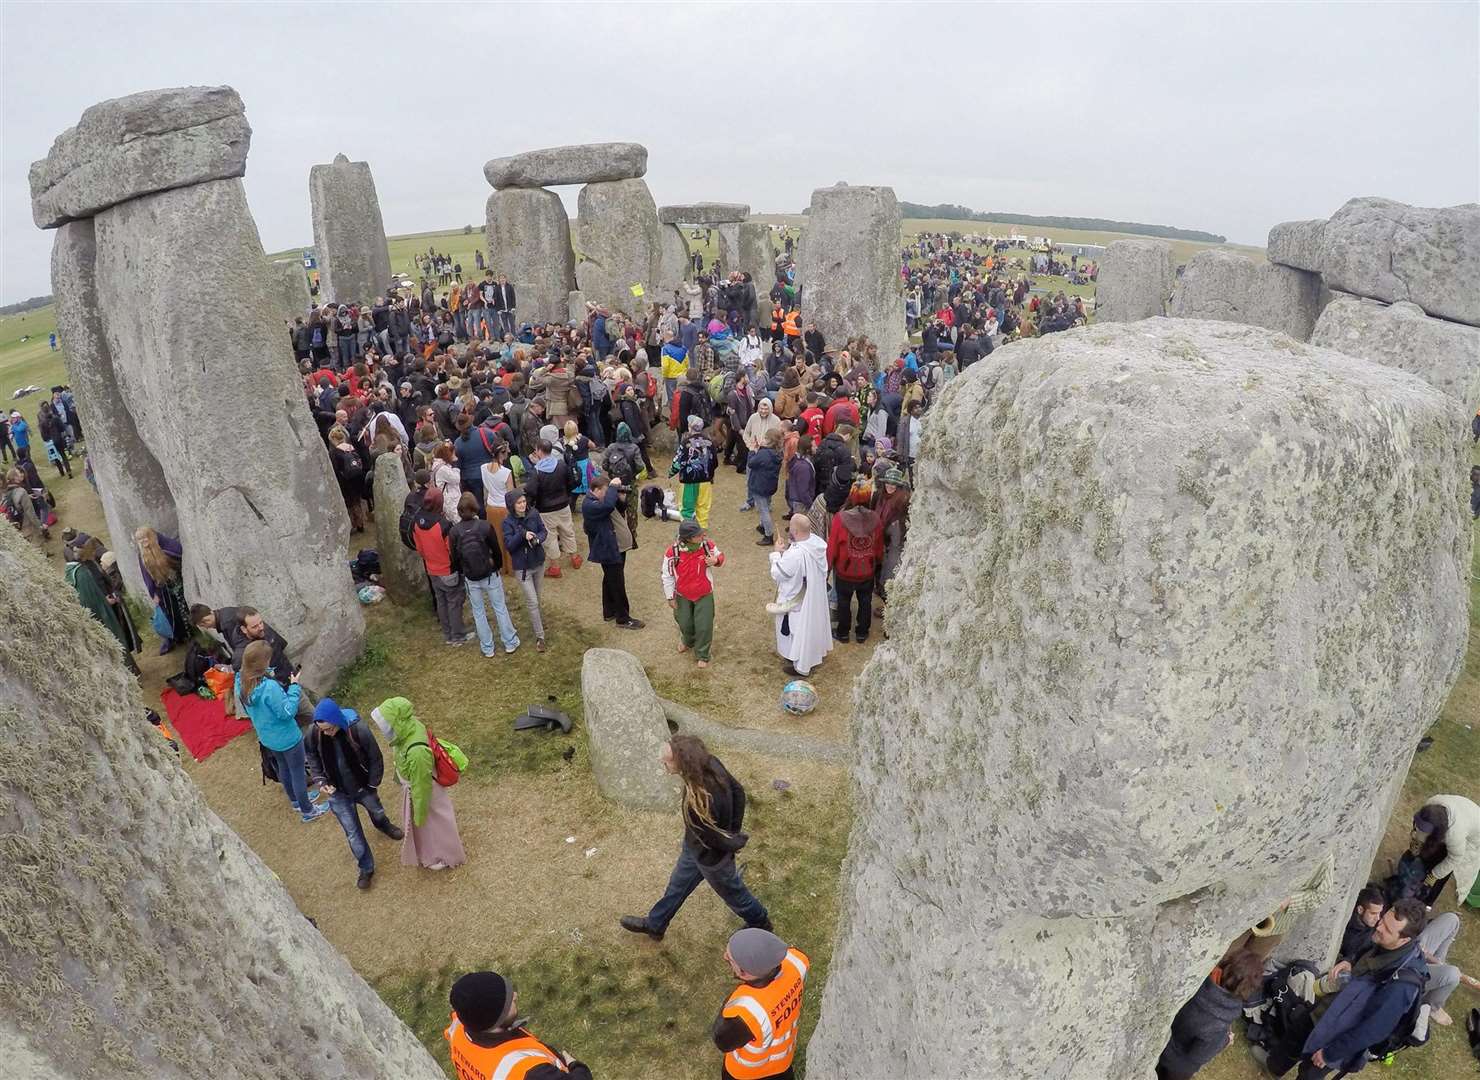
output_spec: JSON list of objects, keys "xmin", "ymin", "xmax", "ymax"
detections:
[{"xmin": 788, "ymin": 514, "xmax": 811, "ymax": 540}]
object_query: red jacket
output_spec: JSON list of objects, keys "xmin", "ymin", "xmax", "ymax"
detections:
[
  {"xmin": 800, "ymin": 407, "xmax": 825, "ymax": 441},
  {"xmin": 413, "ymin": 514, "xmax": 453, "ymax": 577},
  {"xmin": 823, "ymin": 399, "xmax": 860, "ymax": 436},
  {"xmin": 827, "ymin": 507, "xmax": 883, "ymax": 583}
]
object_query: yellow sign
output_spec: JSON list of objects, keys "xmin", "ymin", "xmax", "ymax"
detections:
[{"xmin": 630, "ymin": 283, "xmax": 645, "ymax": 298}]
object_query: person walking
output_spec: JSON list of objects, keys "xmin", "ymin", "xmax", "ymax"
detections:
[
  {"xmin": 235, "ymin": 641, "xmax": 328, "ymax": 824},
  {"xmin": 410, "ymin": 488, "xmax": 470, "ymax": 645},
  {"xmin": 620, "ymin": 734, "xmax": 770, "ymax": 940},
  {"xmin": 371, "ymin": 696, "xmax": 466, "ymax": 871},
  {"xmin": 501, "ymin": 489, "xmax": 548, "ymax": 652},
  {"xmin": 307, "ymin": 698, "xmax": 404, "ymax": 890},
  {"xmin": 444, "ymin": 971, "xmax": 591, "ymax": 1080},
  {"xmin": 449, "ymin": 492, "xmax": 520, "ymax": 657},
  {"xmin": 661, "ymin": 520, "xmax": 723, "ymax": 668},
  {"xmin": 581, "ymin": 475, "xmax": 643, "ymax": 629},
  {"xmin": 712, "ymin": 928, "xmax": 810, "ymax": 1080}
]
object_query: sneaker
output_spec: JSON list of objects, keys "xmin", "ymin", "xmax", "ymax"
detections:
[
  {"xmin": 569, "ymin": 555, "xmax": 583, "ymax": 570},
  {"xmin": 300, "ymin": 804, "xmax": 329, "ymax": 823},
  {"xmin": 855, "ymin": 634, "xmax": 869, "ymax": 644},
  {"xmin": 832, "ymin": 633, "xmax": 849, "ymax": 643},
  {"xmin": 544, "ymin": 566, "xmax": 562, "ymax": 579},
  {"xmin": 617, "ymin": 618, "xmax": 645, "ymax": 630},
  {"xmin": 738, "ymin": 502, "xmax": 752, "ymax": 512},
  {"xmin": 619, "ymin": 915, "xmax": 664, "ymax": 941},
  {"xmin": 356, "ymin": 870, "xmax": 374, "ymax": 890},
  {"xmin": 504, "ymin": 643, "xmax": 520, "ymax": 657},
  {"xmin": 481, "ymin": 650, "xmax": 496, "ymax": 659},
  {"xmin": 535, "ymin": 638, "xmax": 546, "ymax": 653}
]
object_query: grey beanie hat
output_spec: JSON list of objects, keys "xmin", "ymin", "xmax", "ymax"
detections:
[
  {"xmin": 687, "ymin": 413, "xmax": 704, "ymax": 431},
  {"xmin": 728, "ymin": 928, "xmax": 788, "ymax": 976}
]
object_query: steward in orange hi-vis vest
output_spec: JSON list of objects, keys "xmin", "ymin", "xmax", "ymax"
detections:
[
  {"xmin": 712, "ymin": 928, "xmax": 810, "ymax": 1080},
  {"xmin": 444, "ymin": 971, "xmax": 591, "ymax": 1080}
]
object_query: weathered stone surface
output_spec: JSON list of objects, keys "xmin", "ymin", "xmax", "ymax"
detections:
[
  {"xmin": 798, "ymin": 184, "xmax": 907, "ymax": 363},
  {"xmin": 0, "ymin": 526, "xmax": 444, "ymax": 1080},
  {"xmin": 92, "ymin": 179, "xmax": 363, "ymax": 689},
  {"xmin": 1171, "ymin": 249, "xmax": 1322, "ymax": 340},
  {"xmin": 1267, "ymin": 218, "xmax": 1326, "ymax": 272},
  {"xmin": 808, "ymin": 318, "xmax": 1469, "ymax": 1080},
  {"xmin": 1319, "ymin": 197, "xmax": 1480, "ymax": 326},
  {"xmin": 29, "ymin": 85, "xmax": 250, "ymax": 229},
  {"xmin": 1312, "ymin": 296, "xmax": 1480, "ymax": 415},
  {"xmin": 1093, "ymin": 238, "xmax": 1176, "ymax": 322},
  {"xmin": 574, "ymin": 179, "xmax": 662, "ymax": 316},
  {"xmin": 567, "ymin": 290, "xmax": 587, "ymax": 324},
  {"xmin": 309, "ymin": 154, "xmax": 393, "ymax": 305},
  {"xmin": 51, "ymin": 220, "xmax": 177, "ymax": 599},
  {"xmin": 657, "ymin": 202, "xmax": 749, "ymax": 226},
  {"xmin": 269, "ymin": 256, "xmax": 311, "ymax": 325},
  {"xmin": 484, "ymin": 142, "xmax": 647, "ymax": 189},
  {"xmin": 738, "ymin": 221, "xmax": 778, "ymax": 296},
  {"xmin": 580, "ymin": 648, "xmax": 680, "ymax": 810},
  {"xmin": 715, "ymin": 223, "xmax": 742, "ymax": 274},
  {"xmin": 485, "ymin": 187, "xmax": 576, "ymax": 327},
  {"xmin": 372, "ymin": 454, "xmax": 424, "ymax": 606},
  {"xmin": 654, "ymin": 224, "xmax": 690, "ymax": 305}
]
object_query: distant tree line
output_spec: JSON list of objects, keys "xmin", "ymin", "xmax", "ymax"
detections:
[
  {"xmin": 0, "ymin": 295, "xmax": 53, "ymax": 317},
  {"xmin": 897, "ymin": 202, "xmax": 1226, "ymax": 243}
]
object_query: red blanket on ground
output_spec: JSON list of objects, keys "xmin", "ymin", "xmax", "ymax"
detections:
[{"xmin": 158, "ymin": 688, "xmax": 250, "ymax": 762}]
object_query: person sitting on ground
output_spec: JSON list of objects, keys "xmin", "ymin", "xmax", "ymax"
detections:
[
  {"xmin": 444, "ymin": 970, "xmax": 592, "ymax": 1080},
  {"xmin": 1339, "ymin": 885, "xmax": 1387, "ymax": 963},
  {"xmin": 190, "ymin": 602, "xmax": 250, "ymax": 655},
  {"xmin": 1155, "ymin": 948, "xmax": 1266, "ymax": 1080},
  {"xmin": 307, "ymin": 698, "xmax": 403, "ymax": 890},
  {"xmin": 1265, "ymin": 898, "xmax": 1429, "ymax": 1078}
]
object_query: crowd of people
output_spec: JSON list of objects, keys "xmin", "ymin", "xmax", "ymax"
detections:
[{"xmin": 15, "ymin": 221, "xmax": 1479, "ymax": 1080}]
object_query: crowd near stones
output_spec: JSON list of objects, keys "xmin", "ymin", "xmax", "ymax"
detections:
[{"xmin": 4, "ymin": 82, "xmax": 1479, "ymax": 1080}]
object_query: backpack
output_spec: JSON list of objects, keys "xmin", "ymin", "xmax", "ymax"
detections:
[
  {"xmin": 559, "ymin": 441, "xmax": 585, "ymax": 492},
  {"xmin": 834, "ymin": 520, "xmax": 880, "ymax": 582},
  {"xmin": 311, "ymin": 325, "xmax": 324, "ymax": 348},
  {"xmin": 604, "ymin": 444, "xmax": 637, "ymax": 486},
  {"xmin": 1243, "ymin": 959, "xmax": 1322, "ymax": 1052},
  {"xmin": 1361, "ymin": 967, "xmax": 1430, "ymax": 1063},
  {"xmin": 407, "ymin": 731, "xmax": 461, "ymax": 787},
  {"xmin": 2, "ymin": 489, "xmax": 22, "ymax": 529},
  {"xmin": 565, "ymin": 381, "xmax": 583, "ymax": 413},
  {"xmin": 398, "ymin": 502, "xmax": 418, "ymax": 550},
  {"xmin": 338, "ymin": 450, "xmax": 365, "ymax": 483}
]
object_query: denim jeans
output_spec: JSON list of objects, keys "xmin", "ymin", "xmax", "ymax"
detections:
[
  {"xmin": 336, "ymin": 335, "xmax": 355, "ymax": 366},
  {"xmin": 514, "ymin": 568, "xmax": 545, "ymax": 639},
  {"xmin": 645, "ymin": 839, "xmax": 769, "ymax": 932},
  {"xmin": 328, "ymin": 790, "xmax": 393, "ymax": 874},
  {"xmin": 466, "ymin": 574, "xmax": 519, "ymax": 655},
  {"xmin": 273, "ymin": 739, "xmax": 314, "ymax": 815},
  {"xmin": 754, "ymin": 494, "xmax": 774, "ymax": 537},
  {"xmin": 499, "ymin": 309, "xmax": 515, "ymax": 336}
]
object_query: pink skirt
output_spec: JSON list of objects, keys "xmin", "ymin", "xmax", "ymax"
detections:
[{"xmin": 400, "ymin": 780, "xmax": 466, "ymax": 869}]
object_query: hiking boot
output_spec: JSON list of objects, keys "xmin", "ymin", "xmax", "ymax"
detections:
[
  {"xmin": 755, "ymin": 524, "xmax": 765, "ymax": 533},
  {"xmin": 356, "ymin": 870, "xmax": 374, "ymax": 890},
  {"xmin": 569, "ymin": 555, "xmax": 583, "ymax": 569},
  {"xmin": 544, "ymin": 565, "xmax": 562, "ymax": 579},
  {"xmin": 832, "ymin": 633, "xmax": 849, "ymax": 643},
  {"xmin": 756, "ymin": 535, "xmax": 773, "ymax": 545},
  {"xmin": 619, "ymin": 916, "xmax": 664, "ymax": 941},
  {"xmin": 855, "ymin": 634, "xmax": 869, "ymax": 644},
  {"xmin": 382, "ymin": 824, "xmax": 405, "ymax": 841},
  {"xmin": 748, "ymin": 918, "xmax": 774, "ymax": 933}
]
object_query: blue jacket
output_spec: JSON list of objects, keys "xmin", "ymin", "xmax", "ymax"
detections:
[
  {"xmin": 235, "ymin": 674, "xmax": 303, "ymax": 753},
  {"xmin": 1302, "ymin": 943, "xmax": 1425, "ymax": 1068},
  {"xmin": 500, "ymin": 490, "xmax": 547, "ymax": 572},
  {"xmin": 746, "ymin": 447, "xmax": 781, "ymax": 499},
  {"xmin": 580, "ymin": 485, "xmax": 623, "ymax": 565}
]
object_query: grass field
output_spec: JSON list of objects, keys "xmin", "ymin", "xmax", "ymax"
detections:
[{"xmin": 4, "ymin": 225, "xmax": 1477, "ymax": 1079}]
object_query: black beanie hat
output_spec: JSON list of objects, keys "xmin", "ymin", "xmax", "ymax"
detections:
[{"xmin": 450, "ymin": 971, "xmax": 512, "ymax": 1032}]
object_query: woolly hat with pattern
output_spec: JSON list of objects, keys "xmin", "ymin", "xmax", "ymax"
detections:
[
  {"xmin": 687, "ymin": 414, "xmax": 704, "ymax": 431},
  {"xmin": 450, "ymin": 971, "xmax": 514, "ymax": 1032}
]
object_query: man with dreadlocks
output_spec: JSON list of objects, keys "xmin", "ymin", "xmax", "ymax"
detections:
[{"xmin": 619, "ymin": 734, "xmax": 772, "ymax": 940}]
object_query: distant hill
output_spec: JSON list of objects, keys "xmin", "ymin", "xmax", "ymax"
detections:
[
  {"xmin": 897, "ymin": 202, "xmax": 1225, "ymax": 244},
  {"xmin": 0, "ymin": 295, "xmax": 54, "ymax": 317}
]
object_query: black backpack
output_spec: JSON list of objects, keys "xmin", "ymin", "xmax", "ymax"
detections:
[
  {"xmin": 1360, "ymin": 967, "xmax": 1429, "ymax": 1062},
  {"xmin": 559, "ymin": 441, "xmax": 585, "ymax": 492},
  {"xmin": 1244, "ymin": 959, "xmax": 1321, "ymax": 1051},
  {"xmin": 398, "ymin": 502, "xmax": 418, "ymax": 550}
]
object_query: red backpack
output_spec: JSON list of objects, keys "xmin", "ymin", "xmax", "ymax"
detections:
[{"xmin": 409, "ymin": 729, "xmax": 462, "ymax": 787}]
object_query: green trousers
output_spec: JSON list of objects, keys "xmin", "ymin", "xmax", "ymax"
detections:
[{"xmin": 674, "ymin": 592, "xmax": 715, "ymax": 661}]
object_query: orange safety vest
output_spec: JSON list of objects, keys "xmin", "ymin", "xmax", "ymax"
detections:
[
  {"xmin": 770, "ymin": 305, "xmax": 784, "ymax": 333},
  {"xmin": 782, "ymin": 311, "xmax": 800, "ymax": 337},
  {"xmin": 444, "ymin": 1017, "xmax": 567, "ymax": 1080},
  {"xmin": 721, "ymin": 947, "xmax": 810, "ymax": 1079}
]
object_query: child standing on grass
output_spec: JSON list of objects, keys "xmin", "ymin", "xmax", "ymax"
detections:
[{"xmin": 660, "ymin": 520, "xmax": 724, "ymax": 668}]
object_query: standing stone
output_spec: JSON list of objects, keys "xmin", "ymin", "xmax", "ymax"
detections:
[
  {"xmin": 715, "ymin": 223, "xmax": 742, "ymax": 273},
  {"xmin": 807, "ymin": 318, "xmax": 1469, "ymax": 1080},
  {"xmin": 1093, "ymin": 238, "xmax": 1176, "ymax": 322},
  {"xmin": 0, "ymin": 527, "xmax": 446, "ymax": 1080},
  {"xmin": 372, "ymin": 454, "xmax": 424, "ymax": 606},
  {"xmin": 50, "ymin": 219, "xmax": 177, "ymax": 599},
  {"xmin": 1319, "ymin": 197, "xmax": 1480, "ymax": 327},
  {"xmin": 737, "ymin": 221, "xmax": 777, "ymax": 296},
  {"xmin": 269, "ymin": 256, "xmax": 311, "ymax": 324},
  {"xmin": 580, "ymin": 648, "xmax": 680, "ymax": 811},
  {"xmin": 485, "ymin": 187, "xmax": 576, "ymax": 326},
  {"xmin": 1312, "ymin": 296, "xmax": 1480, "ymax": 415},
  {"xmin": 484, "ymin": 142, "xmax": 647, "ymax": 189},
  {"xmin": 567, "ymin": 290, "xmax": 587, "ymax": 325},
  {"xmin": 309, "ymin": 153, "xmax": 393, "ymax": 305},
  {"xmin": 1267, "ymin": 219, "xmax": 1326, "ymax": 272},
  {"xmin": 654, "ymin": 224, "xmax": 690, "ymax": 305},
  {"xmin": 28, "ymin": 85, "xmax": 250, "ymax": 229},
  {"xmin": 1171, "ymin": 249, "xmax": 1322, "ymax": 341},
  {"xmin": 798, "ymin": 183, "xmax": 907, "ymax": 363},
  {"xmin": 91, "ymin": 178, "xmax": 363, "ymax": 689},
  {"xmin": 575, "ymin": 179, "xmax": 663, "ymax": 316}
]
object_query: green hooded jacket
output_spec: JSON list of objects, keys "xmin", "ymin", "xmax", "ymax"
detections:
[{"xmin": 378, "ymin": 696, "xmax": 467, "ymax": 827}]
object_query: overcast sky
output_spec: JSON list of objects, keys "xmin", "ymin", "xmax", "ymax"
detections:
[{"xmin": 3, "ymin": 1, "xmax": 1477, "ymax": 302}]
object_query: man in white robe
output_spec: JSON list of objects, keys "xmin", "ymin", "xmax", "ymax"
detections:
[{"xmin": 768, "ymin": 514, "xmax": 833, "ymax": 676}]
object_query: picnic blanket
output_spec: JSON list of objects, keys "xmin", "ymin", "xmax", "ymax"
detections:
[{"xmin": 159, "ymin": 687, "xmax": 251, "ymax": 763}]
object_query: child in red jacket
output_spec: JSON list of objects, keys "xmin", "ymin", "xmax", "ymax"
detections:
[{"xmin": 660, "ymin": 520, "xmax": 724, "ymax": 667}]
